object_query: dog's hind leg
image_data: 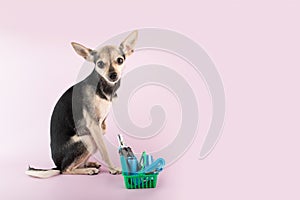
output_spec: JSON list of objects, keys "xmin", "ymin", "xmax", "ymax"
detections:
[
  {"xmin": 61, "ymin": 142, "xmax": 99, "ymax": 175},
  {"xmin": 63, "ymin": 152, "xmax": 99, "ymax": 175},
  {"xmin": 84, "ymin": 161, "xmax": 101, "ymax": 169}
]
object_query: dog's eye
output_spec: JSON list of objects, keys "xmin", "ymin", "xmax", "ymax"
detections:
[
  {"xmin": 97, "ymin": 61, "xmax": 105, "ymax": 68},
  {"xmin": 117, "ymin": 57, "xmax": 123, "ymax": 65}
]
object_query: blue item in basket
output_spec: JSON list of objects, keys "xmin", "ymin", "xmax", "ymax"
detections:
[
  {"xmin": 138, "ymin": 158, "xmax": 165, "ymax": 174},
  {"xmin": 146, "ymin": 155, "xmax": 154, "ymax": 167},
  {"xmin": 127, "ymin": 157, "xmax": 138, "ymax": 173}
]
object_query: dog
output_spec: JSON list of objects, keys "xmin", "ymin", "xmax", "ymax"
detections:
[{"xmin": 26, "ymin": 31, "xmax": 138, "ymax": 178}]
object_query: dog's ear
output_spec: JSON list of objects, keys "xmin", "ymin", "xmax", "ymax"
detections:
[
  {"xmin": 71, "ymin": 42, "xmax": 95, "ymax": 62},
  {"xmin": 120, "ymin": 30, "xmax": 138, "ymax": 57}
]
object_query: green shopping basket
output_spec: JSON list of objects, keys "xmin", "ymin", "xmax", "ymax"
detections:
[{"xmin": 122, "ymin": 172, "xmax": 159, "ymax": 189}]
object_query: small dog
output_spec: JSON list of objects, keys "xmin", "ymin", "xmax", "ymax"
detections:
[{"xmin": 26, "ymin": 31, "xmax": 138, "ymax": 178}]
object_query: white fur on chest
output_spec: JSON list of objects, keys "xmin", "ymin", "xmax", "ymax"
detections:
[{"xmin": 94, "ymin": 95, "xmax": 112, "ymax": 122}]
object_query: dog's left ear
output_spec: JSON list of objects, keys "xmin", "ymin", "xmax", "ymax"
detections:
[{"xmin": 120, "ymin": 30, "xmax": 138, "ymax": 57}]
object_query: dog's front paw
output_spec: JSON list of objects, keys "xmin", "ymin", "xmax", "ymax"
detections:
[{"xmin": 109, "ymin": 167, "xmax": 122, "ymax": 175}]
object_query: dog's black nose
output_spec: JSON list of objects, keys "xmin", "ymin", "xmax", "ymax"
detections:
[{"xmin": 109, "ymin": 72, "xmax": 118, "ymax": 81}]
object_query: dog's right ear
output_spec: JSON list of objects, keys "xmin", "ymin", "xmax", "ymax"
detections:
[
  {"xmin": 120, "ymin": 30, "xmax": 138, "ymax": 57},
  {"xmin": 71, "ymin": 42, "xmax": 95, "ymax": 62}
]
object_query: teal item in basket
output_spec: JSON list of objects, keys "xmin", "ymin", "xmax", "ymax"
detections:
[
  {"xmin": 120, "ymin": 155, "xmax": 139, "ymax": 175},
  {"xmin": 120, "ymin": 156, "xmax": 129, "ymax": 174},
  {"xmin": 139, "ymin": 151, "xmax": 154, "ymax": 170}
]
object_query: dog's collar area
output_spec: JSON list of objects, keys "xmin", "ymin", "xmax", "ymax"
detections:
[
  {"xmin": 86, "ymin": 70, "xmax": 120, "ymax": 101},
  {"xmin": 96, "ymin": 74, "xmax": 120, "ymax": 101}
]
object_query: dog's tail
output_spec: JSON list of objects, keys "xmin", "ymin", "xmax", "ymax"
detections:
[{"xmin": 25, "ymin": 166, "xmax": 61, "ymax": 179}]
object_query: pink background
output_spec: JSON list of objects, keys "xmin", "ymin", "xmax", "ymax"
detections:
[{"xmin": 0, "ymin": 0, "xmax": 299, "ymax": 199}]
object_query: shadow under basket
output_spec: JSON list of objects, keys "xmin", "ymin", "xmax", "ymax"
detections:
[{"xmin": 122, "ymin": 173, "xmax": 159, "ymax": 189}]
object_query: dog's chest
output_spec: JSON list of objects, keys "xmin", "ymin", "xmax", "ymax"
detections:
[{"xmin": 94, "ymin": 95, "xmax": 112, "ymax": 121}]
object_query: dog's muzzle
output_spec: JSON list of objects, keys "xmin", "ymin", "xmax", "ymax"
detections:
[{"xmin": 109, "ymin": 72, "xmax": 118, "ymax": 82}]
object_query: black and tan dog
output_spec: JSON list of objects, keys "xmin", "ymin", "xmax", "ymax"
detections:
[{"xmin": 26, "ymin": 31, "xmax": 138, "ymax": 178}]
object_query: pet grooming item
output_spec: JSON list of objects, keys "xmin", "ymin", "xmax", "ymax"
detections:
[
  {"xmin": 139, "ymin": 151, "xmax": 154, "ymax": 170},
  {"xmin": 139, "ymin": 151, "xmax": 146, "ymax": 170},
  {"xmin": 145, "ymin": 154, "xmax": 154, "ymax": 167},
  {"xmin": 118, "ymin": 134, "xmax": 139, "ymax": 175},
  {"xmin": 138, "ymin": 158, "xmax": 165, "ymax": 174},
  {"xmin": 127, "ymin": 157, "xmax": 138, "ymax": 173},
  {"xmin": 118, "ymin": 134, "xmax": 164, "ymax": 189},
  {"xmin": 118, "ymin": 134, "xmax": 125, "ymax": 147}
]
